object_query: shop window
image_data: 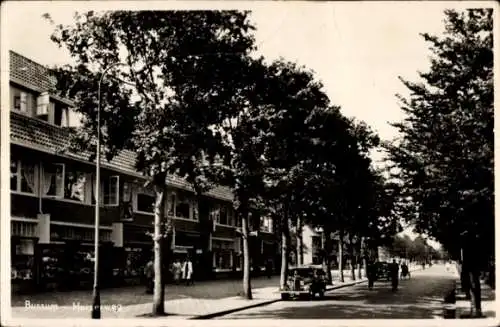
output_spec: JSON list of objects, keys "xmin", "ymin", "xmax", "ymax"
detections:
[
  {"xmin": 42, "ymin": 163, "xmax": 65, "ymax": 198},
  {"xmin": 10, "ymin": 159, "xmax": 38, "ymax": 194},
  {"xmin": 213, "ymin": 240, "xmax": 235, "ymax": 270}
]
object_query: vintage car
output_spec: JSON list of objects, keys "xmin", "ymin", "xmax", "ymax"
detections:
[
  {"xmin": 280, "ymin": 265, "xmax": 327, "ymax": 300},
  {"xmin": 376, "ymin": 262, "xmax": 391, "ymax": 281}
]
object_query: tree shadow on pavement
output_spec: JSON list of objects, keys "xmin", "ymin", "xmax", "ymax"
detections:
[{"xmin": 225, "ymin": 302, "xmax": 444, "ymax": 319}]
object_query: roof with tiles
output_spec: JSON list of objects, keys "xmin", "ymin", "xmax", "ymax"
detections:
[{"xmin": 9, "ymin": 50, "xmax": 233, "ymax": 202}]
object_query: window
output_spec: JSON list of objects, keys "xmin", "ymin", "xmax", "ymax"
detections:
[
  {"xmin": 10, "ymin": 159, "xmax": 38, "ymax": 194},
  {"xmin": 103, "ymin": 176, "xmax": 119, "ymax": 205},
  {"xmin": 175, "ymin": 193, "xmax": 192, "ymax": 220},
  {"xmin": 212, "ymin": 240, "xmax": 234, "ymax": 270},
  {"xmin": 10, "ymin": 160, "xmax": 19, "ymax": 191},
  {"xmin": 219, "ymin": 206, "xmax": 229, "ymax": 225},
  {"xmin": 209, "ymin": 205, "xmax": 220, "ymax": 225},
  {"xmin": 42, "ymin": 163, "xmax": 65, "ymax": 198},
  {"xmin": 64, "ymin": 168, "xmax": 88, "ymax": 203},
  {"xmin": 136, "ymin": 193, "xmax": 155, "ymax": 213},
  {"xmin": 12, "ymin": 88, "xmax": 30, "ymax": 113},
  {"xmin": 211, "ymin": 204, "xmax": 235, "ymax": 226},
  {"xmin": 260, "ymin": 216, "xmax": 273, "ymax": 233},
  {"xmin": 167, "ymin": 193, "xmax": 176, "ymax": 216},
  {"xmin": 91, "ymin": 175, "xmax": 120, "ymax": 206},
  {"xmin": 54, "ymin": 103, "xmax": 69, "ymax": 127},
  {"xmin": 133, "ymin": 185, "xmax": 155, "ymax": 213}
]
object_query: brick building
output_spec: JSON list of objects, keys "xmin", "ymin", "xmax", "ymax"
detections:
[{"xmin": 9, "ymin": 50, "xmax": 278, "ymax": 293}]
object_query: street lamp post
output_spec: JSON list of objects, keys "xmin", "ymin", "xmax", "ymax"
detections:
[{"xmin": 92, "ymin": 62, "xmax": 126, "ymax": 319}]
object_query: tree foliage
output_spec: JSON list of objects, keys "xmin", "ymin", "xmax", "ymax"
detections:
[
  {"xmin": 384, "ymin": 8, "xmax": 493, "ymax": 261},
  {"xmin": 46, "ymin": 9, "xmax": 260, "ymax": 314}
]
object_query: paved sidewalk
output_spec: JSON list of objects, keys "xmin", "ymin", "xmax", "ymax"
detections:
[
  {"xmin": 450, "ymin": 263, "xmax": 496, "ymax": 319},
  {"xmin": 11, "ymin": 266, "xmax": 422, "ymax": 320},
  {"xmin": 11, "ymin": 276, "xmax": 368, "ymax": 320}
]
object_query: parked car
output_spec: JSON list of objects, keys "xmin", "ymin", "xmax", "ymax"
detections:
[
  {"xmin": 376, "ymin": 262, "xmax": 391, "ymax": 281},
  {"xmin": 280, "ymin": 265, "xmax": 327, "ymax": 300}
]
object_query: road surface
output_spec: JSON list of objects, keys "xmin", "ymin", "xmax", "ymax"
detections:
[{"xmin": 218, "ymin": 265, "xmax": 456, "ymax": 319}]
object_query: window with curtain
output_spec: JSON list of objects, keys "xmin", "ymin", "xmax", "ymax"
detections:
[
  {"xmin": 43, "ymin": 163, "xmax": 65, "ymax": 197},
  {"xmin": 260, "ymin": 216, "xmax": 273, "ymax": 233},
  {"xmin": 10, "ymin": 160, "xmax": 19, "ymax": 191},
  {"xmin": 20, "ymin": 162, "xmax": 36, "ymax": 193},
  {"xmin": 10, "ymin": 159, "xmax": 37, "ymax": 194}
]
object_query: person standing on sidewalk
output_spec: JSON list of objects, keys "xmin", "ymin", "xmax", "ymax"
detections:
[
  {"xmin": 171, "ymin": 259, "xmax": 182, "ymax": 285},
  {"xmin": 144, "ymin": 259, "xmax": 154, "ymax": 294},
  {"xmin": 182, "ymin": 257, "xmax": 194, "ymax": 285},
  {"xmin": 367, "ymin": 260, "xmax": 377, "ymax": 290},
  {"xmin": 266, "ymin": 258, "xmax": 273, "ymax": 279},
  {"xmin": 390, "ymin": 259, "xmax": 399, "ymax": 292}
]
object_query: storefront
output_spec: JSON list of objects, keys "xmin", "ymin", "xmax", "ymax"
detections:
[
  {"xmin": 122, "ymin": 224, "xmax": 154, "ymax": 285},
  {"xmin": 11, "ymin": 219, "xmax": 38, "ymax": 293},
  {"xmin": 37, "ymin": 222, "xmax": 114, "ymax": 291},
  {"xmin": 174, "ymin": 230, "xmax": 204, "ymax": 279},
  {"xmin": 212, "ymin": 237, "xmax": 239, "ymax": 272}
]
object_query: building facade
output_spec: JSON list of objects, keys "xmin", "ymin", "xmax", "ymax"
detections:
[{"xmin": 9, "ymin": 50, "xmax": 278, "ymax": 293}]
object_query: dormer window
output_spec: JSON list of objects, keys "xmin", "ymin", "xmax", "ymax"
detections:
[{"xmin": 11, "ymin": 87, "xmax": 34, "ymax": 114}]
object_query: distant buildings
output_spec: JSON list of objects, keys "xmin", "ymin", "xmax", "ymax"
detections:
[{"xmin": 9, "ymin": 50, "xmax": 278, "ymax": 293}]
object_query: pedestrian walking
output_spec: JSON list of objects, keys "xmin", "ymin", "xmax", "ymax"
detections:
[
  {"xmin": 144, "ymin": 259, "xmax": 154, "ymax": 294},
  {"xmin": 182, "ymin": 257, "xmax": 194, "ymax": 285},
  {"xmin": 400, "ymin": 262, "xmax": 410, "ymax": 280},
  {"xmin": 266, "ymin": 258, "xmax": 273, "ymax": 279},
  {"xmin": 390, "ymin": 259, "xmax": 399, "ymax": 292},
  {"xmin": 367, "ymin": 260, "xmax": 377, "ymax": 290}
]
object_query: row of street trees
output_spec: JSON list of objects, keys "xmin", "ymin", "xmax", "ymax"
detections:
[
  {"xmin": 384, "ymin": 8, "xmax": 493, "ymax": 317},
  {"xmin": 46, "ymin": 10, "xmax": 399, "ymax": 316},
  {"xmin": 386, "ymin": 234, "xmax": 444, "ymax": 263}
]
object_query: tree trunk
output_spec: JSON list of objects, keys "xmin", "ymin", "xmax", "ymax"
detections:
[
  {"xmin": 152, "ymin": 184, "xmax": 166, "ymax": 316},
  {"xmin": 241, "ymin": 210, "xmax": 253, "ymax": 300},
  {"xmin": 349, "ymin": 235, "xmax": 356, "ymax": 281},
  {"xmin": 338, "ymin": 231, "xmax": 344, "ymax": 283},
  {"xmin": 323, "ymin": 229, "xmax": 333, "ymax": 285},
  {"xmin": 360, "ymin": 237, "xmax": 367, "ymax": 278},
  {"xmin": 296, "ymin": 216, "xmax": 303, "ymax": 266},
  {"xmin": 280, "ymin": 217, "xmax": 290, "ymax": 290}
]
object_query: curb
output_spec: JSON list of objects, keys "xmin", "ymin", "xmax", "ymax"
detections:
[
  {"xmin": 189, "ymin": 298, "xmax": 281, "ymax": 320},
  {"xmin": 191, "ymin": 278, "xmax": 370, "ymax": 320}
]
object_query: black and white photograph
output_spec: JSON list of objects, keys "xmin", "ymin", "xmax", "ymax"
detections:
[{"xmin": 0, "ymin": 1, "xmax": 496, "ymax": 325}]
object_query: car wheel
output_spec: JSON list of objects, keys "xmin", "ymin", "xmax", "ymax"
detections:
[{"xmin": 281, "ymin": 293, "xmax": 290, "ymax": 301}]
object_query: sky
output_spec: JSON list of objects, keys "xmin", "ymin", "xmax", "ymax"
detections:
[{"xmin": 5, "ymin": 1, "xmax": 488, "ymax": 249}]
